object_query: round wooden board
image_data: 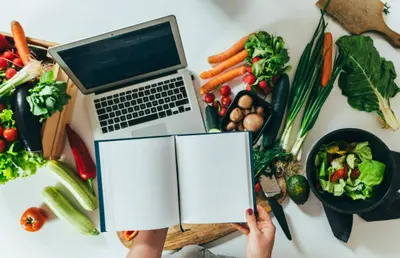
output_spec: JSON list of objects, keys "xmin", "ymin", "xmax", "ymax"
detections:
[{"xmin": 117, "ymin": 176, "xmax": 286, "ymax": 250}]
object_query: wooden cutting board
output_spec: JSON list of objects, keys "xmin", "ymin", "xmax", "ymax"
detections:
[
  {"xmin": 316, "ymin": 0, "xmax": 400, "ymax": 47},
  {"xmin": 117, "ymin": 176, "xmax": 287, "ymax": 250}
]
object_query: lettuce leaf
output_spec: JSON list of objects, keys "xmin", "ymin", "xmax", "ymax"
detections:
[
  {"xmin": 353, "ymin": 141, "xmax": 372, "ymax": 161},
  {"xmin": 358, "ymin": 160, "xmax": 385, "ymax": 187},
  {"xmin": 320, "ymin": 178, "xmax": 346, "ymax": 196},
  {"xmin": 336, "ymin": 35, "xmax": 400, "ymax": 130}
]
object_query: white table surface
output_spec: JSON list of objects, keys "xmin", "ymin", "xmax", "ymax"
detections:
[{"xmin": 0, "ymin": 0, "xmax": 400, "ymax": 257}]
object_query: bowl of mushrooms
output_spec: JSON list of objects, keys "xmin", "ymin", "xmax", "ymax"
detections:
[{"xmin": 220, "ymin": 90, "xmax": 272, "ymax": 144}]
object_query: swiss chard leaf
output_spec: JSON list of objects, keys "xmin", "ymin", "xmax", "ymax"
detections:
[{"xmin": 336, "ymin": 35, "xmax": 400, "ymax": 130}]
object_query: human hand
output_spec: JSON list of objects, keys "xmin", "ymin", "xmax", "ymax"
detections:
[{"xmin": 231, "ymin": 204, "xmax": 275, "ymax": 258}]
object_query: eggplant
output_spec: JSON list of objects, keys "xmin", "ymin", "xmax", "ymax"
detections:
[{"xmin": 12, "ymin": 82, "xmax": 43, "ymax": 153}]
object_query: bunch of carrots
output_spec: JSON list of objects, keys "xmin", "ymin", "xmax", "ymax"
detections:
[{"xmin": 199, "ymin": 35, "xmax": 252, "ymax": 95}]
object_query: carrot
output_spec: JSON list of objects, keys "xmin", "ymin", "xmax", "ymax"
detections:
[
  {"xmin": 201, "ymin": 49, "xmax": 248, "ymax": 79},
  {"xmin": 200, "ymin": 66, "xmax": 247, "ymax": 95},
  {"xmin": 11, "ymin": 21, "xmax": 31, "ymax": 66},
  {"xmin": 207, "ymin": 35, "xmax": 249, "ymax": 64},
  {"xmin": 321, "ymin": 32, "xmax": 333, "ymax": 87}
]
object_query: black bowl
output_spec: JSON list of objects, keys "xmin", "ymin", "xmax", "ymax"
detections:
[{"xmin": 306, "ymin": 128, "xmax": 396, "ymax": 214}]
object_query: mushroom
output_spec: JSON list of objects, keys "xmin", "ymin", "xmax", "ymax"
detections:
[
  {"xmin": 237, "ymin": 122, "xmax": 245, "ymax": 131},
  {"xmin": 243, "ymin": 109, "xmax": 251, "ymax": 116},
  {"xmin": 243, "ymin": 114, "xmax": 265, "ymax": 132},
  {"xmin": 251, "ymin": 106, "xmax": 256, "ymax": 113},
  {"xmin": 225, "ymin": 121, "xmax": 236, "ymax": 131},
  {"xmin": 256, "ymin": 106, "xmax": 265, "ymax": 116},
  {"xmin": 238, "ymin": 95, "xmax": 253, "ymax": 109},
  {"xmin": 229, "ymin": 108, "xmax": 243, "ymax": 122}
]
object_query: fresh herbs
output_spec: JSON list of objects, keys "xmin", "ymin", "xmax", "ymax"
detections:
[
  {"xmin": 253, "ymin": 144, "xmax": 289, "ymax": 178},
  {"xmin": 336, "ymin": 35, "xmax": 400, "ymax": 131},
  {"xmin": 383, "ymin": 2, "xmax": 391, "ymax": 15},
  {"xmin": 315, "ymin": 141, "xmax": 385, "ymax": 200},
  {"xmin": 245, "ymin": 31, "xmax": 290, "ymax": 86},
  {"xmin": 26, "ymin": 70, "xmax": 71, "ymax": 122}
]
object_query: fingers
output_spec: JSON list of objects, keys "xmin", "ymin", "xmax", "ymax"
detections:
[
  {"xmin": 256, "ymin": 204, "xmax": 272, "ymax": 224},
  {"xmin": 246, "ymin": 208, "xmax": 260, "ymax": 233},
  {"xmin": 230, "ymin": 223, "xmax": 249, "ymax": 235}
]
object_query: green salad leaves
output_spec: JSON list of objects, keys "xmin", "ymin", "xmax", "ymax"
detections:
[
  {"xmin": 26, "ymin": 71, "xmax": 71, "ymax": 122},
  {"xmin": 245, "ymin": 31, "xmax": 291, "ymax": 86},
  {"xmin": 315, "ymin": 141, "xmax": 385, "ymax": 200},
  {"xmin": 336, "ymin": 35, "xmax": 400, "ymax": 131}
]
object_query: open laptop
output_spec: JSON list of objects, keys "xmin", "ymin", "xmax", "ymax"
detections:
[{"xmin": 48, "ymin": 15, "xmax": 205, "ymax": 140}]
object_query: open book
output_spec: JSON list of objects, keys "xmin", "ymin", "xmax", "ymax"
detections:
[{"xmin": 95, "ymin": 132, "xmax": 255, "ymax": 232}]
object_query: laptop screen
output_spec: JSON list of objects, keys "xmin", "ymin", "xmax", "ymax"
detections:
[{"xmin": 56, "ymin": 21, "xmax": 182, "ymax": 91}]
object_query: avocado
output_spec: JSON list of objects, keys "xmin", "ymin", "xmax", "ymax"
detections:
[{"xmin": 287, "ymin": 175, "xmax": 310, "ymax": 205}]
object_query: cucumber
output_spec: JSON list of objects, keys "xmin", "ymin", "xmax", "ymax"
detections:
[
  {"xmin": 263, "ymin": 74, "xmax": 290, "ymax": 148},
  {"xmin": 46, "ymin": 160, "xmax": 98, "ymax": 211},
  {"xmin": 42, "ymin": 186, "xmax": 99, "ymax": 235},
  {"xmin": 205, "ymin": 105, "xmax": 220, "ymax": 133}
]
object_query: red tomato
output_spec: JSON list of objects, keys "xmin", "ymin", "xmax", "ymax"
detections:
[
  {"xmin": 243, "ymin": 74, "xmax": 256, "ymax": 85},
  {"xmin": 20, "ymin": 207, "xmax": 47, "ymax": 232},
  {"xmin": 219, "ymin": 85, "xmax": 231, "ymax": 97},
  {"xmin": 351, "ymin": 168, "xmax": 360, "ymax": 179},
  {"xmin": 5, "ymin": 68, "xmax": 16, "ymax": 79},
  {"xmin": 3, "ymin": 128, "xmax": 17, "ymax": 142},
  {"xmin": 258, "ymin": 80, "xmax": 268, "ymax": 89},
  {"xmin": 0, "ymin": 139, "xmax": 5, "ymax": 153},
  {"xmin": 255, "ymin": 182, "xmax": 262, "ymax": 193},
  {"xmin": 264, "ymin": 86, "xmax": 272, "ymax": 96},
  {"xmin": 246, "ymin": 66, "xmax": 253, "ymax": 74},
  {"xmin": 218, "ymin": 107, "xmax": 227, "ymax": 117},
  {"xmin": 212, "ymin": 100, "xmax": 221, "ymax": 110},
  {"xmin": 252, "ymin": 56, "xmax": 261, "ymax": 64},
  {"xmin": 3, "ymin": 50, "xmax": 15, "ymax": 61},
  {"xmin": 221, "ymin": 96, "xmax": 232, "ymax": 107},
  {"xmin": 12, "ymin": 57, "xmax": 23, "ymax": 68},
  {"xmin": 245, "ymin": 84, "xmax": 252, "ymax": 91},
  {"xmin": 343, "ymin": 164, "xmax": 349, "ymax": 179},
  {"xmin": 0, "ymin": 58, "xmax": 7, "ymax": 70},
  {"xmin": 0, "ymin": 125, "xmax": 3, "ymax": 136},
  {"xmin": 204, "ymin": 93, "xmax": 215, "ymax": 103},
  {"xmin": 0, "ymin": 103, "xmax": 6, "ymax": 112},
  {"xmin": 331, "ymin": 169, "xmax": 346, "ymax": 183}
]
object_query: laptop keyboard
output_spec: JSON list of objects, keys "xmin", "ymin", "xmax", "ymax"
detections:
[{"xmin": 94, "ymin": 76, "xmax": 191, "ymax": 134}]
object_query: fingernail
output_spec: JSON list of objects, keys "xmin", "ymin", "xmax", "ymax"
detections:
[{"xmin": 247, "ymin": 209, "xmax": 253, "ymax": 216}]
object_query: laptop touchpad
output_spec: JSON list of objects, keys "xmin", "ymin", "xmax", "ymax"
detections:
[{"xmin": 131, "ymin": 123, "xmax": 168, "ymax": 138}]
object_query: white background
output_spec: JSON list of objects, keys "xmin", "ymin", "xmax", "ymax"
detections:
[{"xmin": 0, "ymin": 0, "xmax": 400, "ymax": 257}]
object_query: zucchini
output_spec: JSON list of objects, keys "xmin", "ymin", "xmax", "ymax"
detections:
[
  {"xmin": 12, "ymin": 82, "xmax": 43, "ymax": 152},
  {"xmin": 46, "ymin": 160, "xmax": 98, "ymax": 211},
  {"xmin": 42, "ymin": 186, "xmax": 99, "ymax": 235},
  {"xmin": 205, "ymin": 105, "xmax": 220, "ymax": 132},
  {"xmin": 263, "ymin": 74, "xmax": 290, "ymax": 148}
]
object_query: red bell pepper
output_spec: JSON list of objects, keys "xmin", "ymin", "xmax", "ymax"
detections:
[{"xmin": 66, "ymin": 124, "xmax": 96, "ymax": 193}]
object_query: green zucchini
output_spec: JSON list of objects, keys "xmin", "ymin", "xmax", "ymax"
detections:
[
  {"xmin": 205, "ymin": 105, "xmax": 221, "ymax": 132},
  {"xmin": 263, "ymin": 74, "xmax": 290, "ymax": 148},
  {"xmin": 42, "ymin": 186, "xmax": 99, "ymax": 235},
  {"xmin": 46, "ymin": 160, "xmax": 98, "ymax": 211}
]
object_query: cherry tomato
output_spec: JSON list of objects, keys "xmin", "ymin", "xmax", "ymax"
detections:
[
  {"xmin": 12, "ymin": 57, "xmax": 23, "ymax": 68},
  {"xmin": 258, "ymin": 80, "xmax": 268, "ymax": 89},
  {"xmin": 255, "ymin": 182, "xmax": 262, "ymax": 193},
  {"xmin": 0, "ymin": 103, "xmax": 6, "ymax": 112},
  {"xmin": 343, "ymin": 164, "xmax": 349, "ymax": 179},
  {"xmin": 351, "ymin": 168, "xmax": 361, "ymax": 179},
  {"xmin": 221, "ymin": 96, "xmax": 232, "ymax": 107},
  {"xmin": 204, "ymin": 93, "xmax": 215, "ymax": 103},
  {"xmin": 0, "ymin": 125, "xmax": 3, "ymax": 136},
  {"xmin": 218, "ymin": 107, "xmax": 227, "ymax": 117},
  {"xmin": 246, "ymin": 66, "xmax": 253, "ymax": 74},
  {"xmin": 0, "ymin": 58, "xmax": 7, "ymax": 70},
  {"xmin": 212, "ymin": 100, "xmax": 221, "ymax": 110},
  {"xmin": 219, "ymin": 85, "xmax": 231, "ymax": 97},
  {"xmin": 3, "ymin": 128, "xmax": 17, "ymax": 142},
  {"xmin": 3, "ymin": 51, "xmax": 15, "ymax": 61},
  {"xmin": 243, "ymin": 74, "xmax": 256, "ymax": 85},
  {"xmin": 20, "ymin": 207, "xmax": 47, "ymax": 232},
  {"xmin": 264, "ymin": 86, "xmax": 272, "ymax": 96},
  {"xmin": 0, "ymin": 139, "xmax": 5, "ymax": 153},
  {"xmin": 252, "ymin": 56, "xmax": 261, "ymax": 64},
  {"xmin": 5, "ymin": 68, "xmax": 16, "ymax": 79},
  {"xmin": 331, "ymin": 169, "xmax": 346, "ymax": 183},
  {"xmin": 245, "ymin": 84, "xmax": 252, "ymax": 91}
]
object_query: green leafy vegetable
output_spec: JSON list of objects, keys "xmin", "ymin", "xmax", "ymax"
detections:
[
  {"xmin": 358, "ymin": 160, "xmax": 385, "ymax": 186},
  {"xmin": 26, "ymin": 71, "xmax": 71, "ymax": 122},
  {"xmin": 0, "ymin": 109, "xmax": 15, "ymax": 128},
  {"xmin": 245, "ymin": 31, "xmax": 290, "ymax": 86},
  {"xmin": 253, "ymin": 144, "xmax": 290, "ymax": 178},
  {"xmin": 352, "ymin": 142, "xmax": 372, "ymax": 161},
  {"xmin": 320, "ymin": 178, "xmax": 346, "ymax": 196},
  {"xmin": 336, "ymin": 35, "xmax": 400, "ymax": 131}
]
